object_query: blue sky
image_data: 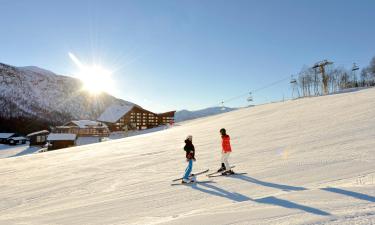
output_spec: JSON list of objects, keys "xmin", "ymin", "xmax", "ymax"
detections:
[{"xmin": 1, "ymin": 0, "xmax": 375, "ymax": 112}]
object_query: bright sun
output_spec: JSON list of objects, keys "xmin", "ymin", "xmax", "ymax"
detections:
[{"xmin": 69, "ymin": 52, "xmax": 115, "ymax": 95}]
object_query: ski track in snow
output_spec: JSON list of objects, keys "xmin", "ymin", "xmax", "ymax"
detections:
[{"xmin": 0, "ymin": 88, "xmax": 375, "ymax": 224}]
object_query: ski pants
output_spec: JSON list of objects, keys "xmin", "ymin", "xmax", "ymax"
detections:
[
  {"xmin": 183, "ymin": 159, "xmax": 193, "ymax": 180},
  {"xmin": 221, "ymin": 152, "xmax": 231, "ymax": 171}
]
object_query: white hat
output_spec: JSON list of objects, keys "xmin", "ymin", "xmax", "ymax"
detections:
[{"xmin": 186, "ymin": 135, "xmax": 192, "ymax": 140}]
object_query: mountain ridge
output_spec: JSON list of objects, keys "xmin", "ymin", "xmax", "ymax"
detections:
[{"xmin": 0, "ymin": 62, "xmax": 133, "ymax": 134}]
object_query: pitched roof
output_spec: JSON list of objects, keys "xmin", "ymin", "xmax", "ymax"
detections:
[
  {"xmin": 27, "ymin": 130, "xmax": 49, "ymax": 137},
  {"xmin": 9, "ymin": 136, "xmax": 27, "ymax": 140},
  {"xmin": 47, "ymin": 133, "xmax": 77, "ymax": 141},
  {"xmin": 97, "ymin": 104, "xmax": 134, "ymax": 123},
  {"xmin": 65, "ymin": 120, "xmax": 108, "ymax": 128},
  {"xmin": 0, "ymin": 133, "xmax": 15, "ymax": 139}
]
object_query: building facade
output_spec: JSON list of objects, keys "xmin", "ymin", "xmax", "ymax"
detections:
[
  {"xmin": 27, "ymin": 130, "xmax": 49, "ymax": 146},
  {"xmin": 98, "ymin": 104, "xmax": 175, "ymax": 132},
  {"xmin": 47, "ymin": 133, "xmax": 77, "ymax": 150},
  {"xmin": 54, "ymin": 120, "xmax": 110, "ymax": 137}
]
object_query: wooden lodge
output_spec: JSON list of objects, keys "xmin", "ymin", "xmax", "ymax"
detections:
[
  {"xmin": 158, "ymin": 111, "xmax": 175, "ymax": 125},
  {"xmin": 27, "ymin": 130, "xmax": 50, "ymax": 146},
  {"xmin": 47, "ymin": 133, "xmax": 77, "ymax": 150},
  {"xmin": 97, "ymin": 104, "xmax": 176, "ymax": 132},
  {"xmin": 54, "ymin": 120, "xmax": 110, "ymax": 137}
]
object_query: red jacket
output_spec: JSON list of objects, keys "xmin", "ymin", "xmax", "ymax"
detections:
[{"xmin": 221, "ymin": 135, "xmax": 232, "ymax": 152}]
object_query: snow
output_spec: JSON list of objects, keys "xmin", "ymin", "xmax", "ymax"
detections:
[
  {"xmin": 26, "ymin": 130, "xmax": 49, "ymax": 137},
  {"xmin": 67, "ymin": 120, "xmax": 108, "ymax": 128},
  {"xmin": 0, "ymin": 144, "xmax": 40, "ymax": 159},
  {"xmin": 97, "ymin": 103, "xmax": 134, "ymax": 123},
  {"xmin": 8, "ymin": 137, "xmax": 26, "ymax": 141},
  {"xmin": 0, "ymin": 88, "xmax": 375, "ymax": 224},
  {"xmin": 0, "ymin": 133, "xmax": 15, "ymax": 139},
  {"xmin": 175, "ymin": 106, "xmax": 237, "ymax": 122},
  {"xmin": 76, "ymin": 137, "xmax": 103, "ymax": 146},
  {"xmin": 47, "ymin": 133, "xmax": 77, "ymax": 141}
]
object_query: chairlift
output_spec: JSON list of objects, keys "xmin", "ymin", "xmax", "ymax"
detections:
[
  {"xmin": 352, "ymin": 63, "xmax": 359, "ymax": 71},
  {"xmin": 247, "ymin": 92, "xmax": 253, "ymax": 102},
  {"xmin": 221, "ymin": 101, "xmax": 226, "ymax": 111},
  {"xmin": 290, "ymin": 75, "xmax": 297, "ymax": 84}
]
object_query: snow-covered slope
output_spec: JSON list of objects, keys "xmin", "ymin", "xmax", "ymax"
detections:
[
  {"xmin": 0, "ymin": 62, "xmax": 134, "ymax": 133},
  {"xmin": 1, "ymin": 88, "xmax": 375, "ymax": 225},
  {"xmin": 175, "ymin": 106, "xmax": 237, "ymax": 122}
]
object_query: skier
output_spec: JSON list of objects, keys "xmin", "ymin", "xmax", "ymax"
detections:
[
  {"xmin": 182, "ymin": 135, "xmax": 196, "ymax": 183},
  {"xmin": 217, "ymin": 128, "xmax": 234, "ymax": 175}
]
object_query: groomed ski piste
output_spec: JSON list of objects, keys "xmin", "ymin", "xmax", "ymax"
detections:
[{"xmin": 1, "ymin": 88, "xmax": 375, "ymax": 225}]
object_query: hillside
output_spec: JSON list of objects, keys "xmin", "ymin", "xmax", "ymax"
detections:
[
  {"xmin": 0, "ymin": 62, "xmax": 133, "ymax": 134},
  {"xmin": 0, "ymin": 88, "xmax": 374, "ymax": 225},
  {"xmin": 175, "ymin": 106, "xmax": 238, "ymax": 122}
]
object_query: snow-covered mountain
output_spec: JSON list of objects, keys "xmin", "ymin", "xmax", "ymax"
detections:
[
  {"xmin": 1, "ymin": 88, "xmax": 374, "ymax": 224},
  {"xmin": 0, "ymin": 62, "xmax": 133, "ymax": 134},
  {"xmin": 175, "ymin": 106, "xmax": 238, "ymax": 122}
]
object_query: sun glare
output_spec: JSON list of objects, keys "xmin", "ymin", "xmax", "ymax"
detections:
[{"xmin": 69, "ymin": 52, "xmax": 115, "ymax": 95}]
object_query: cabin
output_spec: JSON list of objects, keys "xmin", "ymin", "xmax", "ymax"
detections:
[
  {"xmin": 8, "ymin": 136, "xmax": 27, "ymax": 145},
  {"xmin": 27, "ymin": 130, "xmax": 50, "ymax": 146},
  {"xmin": 98, "ymin": 104, "xmax": 176, "ymax": 132},
  {"xmin": 54, "ymin": 120, "xmax": 110, "ymax": 137},
  {"xmin": 0, "ymin": 133, "xmax": 18, "ymax": 144},
  {"xmin": 47, "ymin": 133, "xmax": 77, "ymax": 151}
]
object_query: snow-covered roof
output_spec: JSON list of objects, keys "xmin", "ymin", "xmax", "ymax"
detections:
[
  {"xmin": 9, "ymin": 136, "xmax": 27, "ymax": 140},
  {"xmin": 97, "ymin": 104, "xmax": 134, "ymax": 123},
  {"xmin": 27, "ymin": 130, "xmax": 49, "ymax": 137},
  {"xmin": 47, "ymin": 133, "xmax": 77, "ymax": 141},
  {"xmin": 66, "ymin": 120, "xmax": 108, "ymax": 128},
  {"xmin": 0, "ymin": 133, "xmax": 15, "ymax": 139}
]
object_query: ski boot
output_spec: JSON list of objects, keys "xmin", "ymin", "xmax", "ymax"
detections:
[
  {"xmin": 182, "ymin": 178, "xmax": 195, "ymax": 184},
  {"xmin": 222, "ymin": 170, "xmax": 235, "ymax": 176},
  {"xmin": 217, "ymin": 163, "xmax": 226, "ymax": 172}
]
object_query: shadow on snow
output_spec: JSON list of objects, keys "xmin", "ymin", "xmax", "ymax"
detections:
[
  {"xmin": 191, "ymin": 182, "xmax": 250, "ymax": 202},
  {"xmin": 228, "ymin": 174, "xmax": 307, "ymax": 192},
  {"xmin": 188, "ymin": 182, "xmax": 330, "ymax": 216},
  {"xmin": 322, "ymin": 187, "xmax": 375, "ymax": 202},
  {"xmin": 11, "ymin": 146, "xmax": 40, "ymax": 158},
  {"xmin": 253, "ymin": 196, "xmax": 331, "ymax": 216}
]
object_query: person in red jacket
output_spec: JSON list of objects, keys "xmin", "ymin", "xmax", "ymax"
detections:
[{"xmin": 217, "ymin": 128, "xmax": 235, "ymax": 175}]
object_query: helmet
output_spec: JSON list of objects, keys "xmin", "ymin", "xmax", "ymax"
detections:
[
  {"xmin": 186, "ymin": 135, "xmax": 192, "ymax": 140},
  {"xmin": 220, "ymin": 128, "xmax": 226, "ymax": 135}
]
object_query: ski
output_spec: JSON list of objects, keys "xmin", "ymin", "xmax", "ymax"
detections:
[
  {"xmin": 172, "ymin": 169, "xmax": 209, "ymax": 182},
  {"xmin": 206, "ymin": 165, "xmax": 236, "ymax": 177},
  {"xmin": 208, "ymin": 172, "xmax": 247, "ymax": 178},
  {"xmin": 171, "ymin": 180, "xmax": 215, "ymax": 186}
]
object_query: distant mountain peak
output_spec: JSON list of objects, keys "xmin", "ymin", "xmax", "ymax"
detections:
[
  {"xmin": 175, "ymin": 106, "xmax": 237, "ymax": 122},
  {"xmin": 0, "ymin": 62, "xmax": 134, "ymax": 134}
]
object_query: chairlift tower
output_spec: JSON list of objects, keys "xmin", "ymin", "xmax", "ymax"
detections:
[
  {"xmin": 312, "ymin": 59, "xmax": 333, "ymax": 95},
  {"xmin": 352, "ymin": 63, "xmax": 359, "ymax": 85},
  {"xmin": 290, "ymin": 75, "xmax": 299, "ymax": 98}
]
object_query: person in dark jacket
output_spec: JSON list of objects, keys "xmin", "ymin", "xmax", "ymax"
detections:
[{"xmin": 182, "ymin": 135, "xmax": 196, "ymax": 183}]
